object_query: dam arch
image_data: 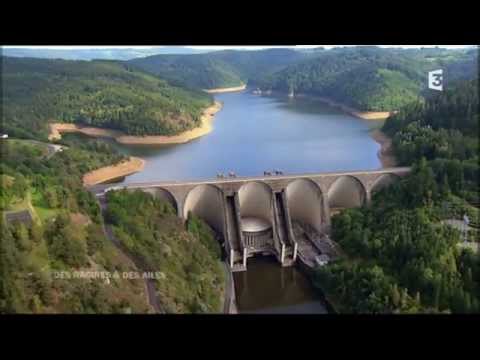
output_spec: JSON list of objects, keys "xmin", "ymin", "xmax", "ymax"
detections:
[
  {"xmin": 327, "ymin": 175, "xmax": 366, "ymax": 209},
  {"xmin": 370, "ymin": 173, "xmax": 400, "ymax": 196},
  {"xmin": 286, "ymin": 178, "xmax": 325, "ymax": 233},
  {"xmin": 238, "ymin": 181, "xmax": 274, "ymax": 226},
  {"xmin": 98, "ymin": 167, "xmax": 412, "ymax": 271},
  {"xmin": 136, "ymin": 187, "xmax": 178, "ymax": 213},
  {"xmin": 183, "ymin": 184, "xmax": 226, "ymax": 236}
]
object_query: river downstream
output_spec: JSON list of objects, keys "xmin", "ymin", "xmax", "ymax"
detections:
[
  {"xmin": 91, "ymin": 90, "xmax": 384, "ymax": 313},
  {"xmin": 233, "ymin": 257, "xmax": 328, "ymax": 313}
]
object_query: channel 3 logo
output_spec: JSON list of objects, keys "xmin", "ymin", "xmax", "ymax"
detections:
[{"xmin": 428, "ymin": 69, "xmax": 443, "ymax": 91}]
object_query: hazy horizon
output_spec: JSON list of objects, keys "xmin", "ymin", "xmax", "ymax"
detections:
[{"xmin": 3, "ymin": 45, "xmax": 475, "ymax": 50}]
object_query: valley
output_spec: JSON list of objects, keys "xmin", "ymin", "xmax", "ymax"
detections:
[{"xmin": 1, "ymin": 46, "xmax": 478, "ymax": 314}]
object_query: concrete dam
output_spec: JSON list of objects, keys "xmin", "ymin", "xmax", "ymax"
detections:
[{"xmin": 92, "ymin": 167, "xmax": 410, "ymax": 272}]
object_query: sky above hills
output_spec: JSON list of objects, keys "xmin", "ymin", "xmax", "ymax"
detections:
[
  {"xmin": 3, "ymin": 45, "xmax": 474, "ymax": 62},
  {"xmin": 3, "ymin": 45, "xmax": 474, "ymax": 50}
]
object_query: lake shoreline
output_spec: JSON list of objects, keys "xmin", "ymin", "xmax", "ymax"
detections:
[
  {"xmin": 251, "ymin": 89, "xmax": 397, "ymax": 168},
  {"xmin": 75, "ymin": 89, "xmax": 396, "ymax": 185},
  {"xmin": 311, "ymin": 96, "xmax": 394, "ymax": 121},
  {"xmin": 117, "ymin": 101, "xmax": 223, "ymax": 145},
  {"xmin": 83, "ymin": 156, "xmax": 145, "ymax": 187},
  {"xmin": 203, "ymin": 84, "xmax": 247, "ymax": 94},
  {"xmin": 370, "ymin": 129, "xmax": 397, "ymax": 168},
  {"xmin": 49, "ymin": 101, "xmax": 223, "ymax": 146},
  {"xmin": 73, "ymin": 101, "xmax": 222, "ymax": 185},
  {"xmin": 295, "ymin": 92, "xmax": 398, "ymax": 168},
  {"xmin": 251, "ymin": 88, "xmax": 394, "ymax": 120}
]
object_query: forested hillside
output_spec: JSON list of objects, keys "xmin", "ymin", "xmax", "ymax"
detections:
[
  {"xmin": 255, "ymin": 47, "xmax": 477, "ymax": 111},
  {"xmin": 129, "ymin": 47, "xmax": 477, "ymax": 112},
  {"xmin": 315, "ymin": 79, "xmax": 479, "ymax": 313},
  {"xmin": 105, "ymin": 190, "xmax": 225, "ymax": 313},
  {"xmin": 128, "ymin": 48, "xmax": 313, "ymax": 89},
  {"xmin": 129, "ymin": 53, "xmax": 244, "ymax": 89},
  {"xmin": 383, "ymin": 79, "xmax": 478, "ymax": 203},
  {"xmin": 0, "ymin": 137, "xmax": 226, "ymax": 313},
  {"xmin": 1, "ymin": 57, "xmax": 213, "ymax": 139},
  {"xmin": 0, "ymin": 139, "xmax": 152, "ymax": 313}
]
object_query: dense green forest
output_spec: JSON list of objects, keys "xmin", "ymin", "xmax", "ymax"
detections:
[
  {"xmin": 1, "ymin": 47, "xmax": 478, "ymax": 314},
  {"xmin": 130, "ymin": 53, "xmax": 245, "ymax": 89},
  {"xmin": 128, "ymin": 48, "xmax": 312, "ymax": 89},
  {"xmin": 314, "ymin": 79, "xmax": 479, "ymax": 313},
  {"xmin": 0, "ymin": 138, "xmax": 124, "ymax": 215},
  {"xmin": 1, "ymin": 56, "xmax": 228, "ymax": 314},
  {"xmin": 0, "ymin": 138, "xmax": 226, "ymax": 313},
  {"xmin": 0, "ymin": 139, "xmax": 151, "ymax": 313},
  {"xmin": 384, "ymin": 79, "xmax": 479, "ymax": 203},
  {"xmin": 129, "ymin": 47, "xmax": 477, "ymax": 112},
  {"xmin": 255, "ymin": 47, "xmax": 477, "ymax": 111},
  {"xmin": 1, "ymin": 57, "xmax": 213, "ymax": 139},
  {"xmin": 104, "ymin": 189, "xmax": 225, "ymax": 313},
  {"xmin": 3, "ymin": 48, "xmax": 475, "ymax": 142}
]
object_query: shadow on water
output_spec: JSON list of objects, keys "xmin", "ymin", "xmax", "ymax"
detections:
[
  {"xmin": 275, "ymin": 96, "xmax": 347, "ymax": 116},
  {"xmin": 233, "ymin": 256, "xmax": 328, "ymax": 314}
]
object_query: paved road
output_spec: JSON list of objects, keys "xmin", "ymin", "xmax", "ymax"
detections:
[
  {"xmin": 28, "ymin": 140, "xmax": 66, "ymax": 159},
  {"xmin": 443, "ymin": 219, "xmax": 475, "ymax": 232}
]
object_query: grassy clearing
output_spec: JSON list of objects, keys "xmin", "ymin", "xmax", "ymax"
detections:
[{"xmin": 31, "ymin": 189, "xmax": 60, "ymax": 223}]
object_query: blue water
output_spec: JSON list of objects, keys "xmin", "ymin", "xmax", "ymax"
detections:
[
  {"xmin": 110, "ymin": 91, "xmax": 383, "ymax": 313},
  {"xmin": 115, "ymin": 91, "xmax": 382, "ymax": 184}
]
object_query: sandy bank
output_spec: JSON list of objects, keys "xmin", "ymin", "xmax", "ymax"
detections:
[
  {"xmin": 313, "ymin": 96, "xmax": 394, "ymax": 121},
  {"xmin": 116, "ymin": 101, "xmax": 223, "ymax": 145},
  {"xmin": 83, "ymin": 156, "xmax": 145, "ymax": 187},
  {"xmin": 48, "ymin": 101, "xmax": 223, "ymax": 145},
  {"xmin": 355, "ymin": 111, "xmax": 393, "ymax": 120},
  {"xmin": 203, "ymin": 84, "xmax": 247, "ymax": 94},
  {"xmin": 48, "ymin": 123, "xmax": 78, "ymax": 141},
  {"xmin": 49, "ymin": 123, "xmax": 121, "ymax": 141},
  {"xmin": 258, "ymin": 90, "xmax": 394, "ymax": 120},
  {"xmin": 370, "ymin": 129, "xmax": 397, "ymax": 168}
]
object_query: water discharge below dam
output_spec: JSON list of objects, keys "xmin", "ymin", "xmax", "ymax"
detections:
[{"xmin": 233, "ymin": 257, "xmax": 328, "ymax": 313}]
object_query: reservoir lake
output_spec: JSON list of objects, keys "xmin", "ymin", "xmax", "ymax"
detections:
[{"xmin": 103, "ymin": 91, "xmax": 384, "ymax": 313}]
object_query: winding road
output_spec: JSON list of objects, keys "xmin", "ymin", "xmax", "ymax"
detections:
[
  {"xmin": 97, "ymin": 194, "xmax": 164, "ymax": 314},
  {"xmin": 97, "ymin": 193, "xmax": 236, "ymax": 314}
]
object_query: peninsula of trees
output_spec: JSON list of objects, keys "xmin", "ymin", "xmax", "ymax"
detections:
[
  {"xmin": 1, "ymin": 57, "xmax": 213, "ymax": 139},
  {"xmin": 2, "ymin": 47, "xmax": 476, "ymax": 142}
]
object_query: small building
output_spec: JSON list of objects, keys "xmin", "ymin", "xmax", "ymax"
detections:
[
  {"xmin": 1, "ymin": 134, "xmax": 8, "ymax": 139},
  {"xmin": 4, "ymin": 209, "xmax": 34, "ymax": 227}
]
